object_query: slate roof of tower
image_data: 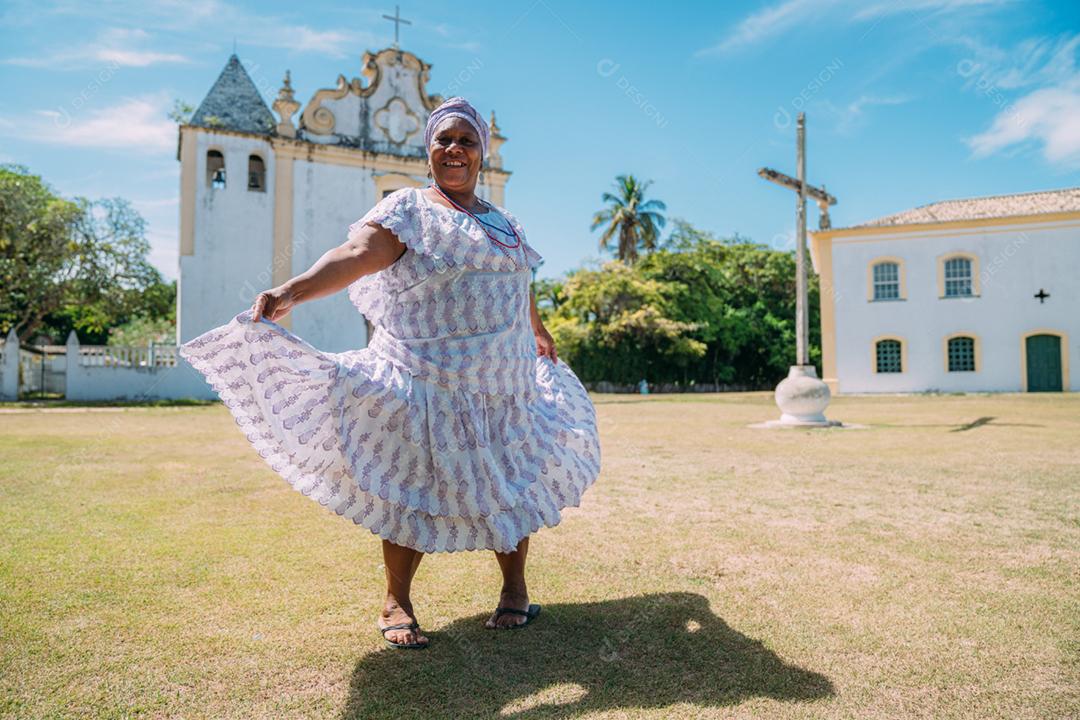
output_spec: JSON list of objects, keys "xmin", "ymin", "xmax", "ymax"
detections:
[
  {"xmin": 190, "ymin": 54, "xmax": 276, "ymax": 135},
  {"xmin": 845, "ymin": 187, "xmax": 1080, "ymax": 229}
]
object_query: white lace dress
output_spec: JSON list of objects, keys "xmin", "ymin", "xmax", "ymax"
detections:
[{"xmin": 178, "ymin": 187, "xmax": 601, "ymax": 553}]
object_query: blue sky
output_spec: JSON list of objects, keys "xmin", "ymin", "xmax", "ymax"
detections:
[{"xmin": 2, "ymin": 0, "xmax": 1079, "ymax": 283}]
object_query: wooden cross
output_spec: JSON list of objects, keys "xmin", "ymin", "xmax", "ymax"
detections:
[
  {"xmin": 382, "ymin": 5, "xmax": 411, "ymax": 48},
  {"xmin": 757, "ymin": 167, "xmax": 838, "ymax": 230},
  {"xmin": 758, "ymin": 113, "xmax": 837, "ymax": 366},
  {"xmin": 1034, "ymin": 288, "xmax": 1050, "ymax": 304}
]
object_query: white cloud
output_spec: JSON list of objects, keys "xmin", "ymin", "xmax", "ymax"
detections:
[
  {"xmin": 820, "ymin": 94, "xmax": 915, "ymax": 133},
  {"xmin": 698, "ymin": 0, "xmax": 1009, "ymax": 55},
  {"xmin": 1, "ymin": 93, "xmax": 176, "ymax": 154},
  {"xmin": 289, "ymin": 27, "xmax": 359, "ymax": 56},
  {"xmin": 853, "ymin": 0, "xmax": 1011, "ymax": 21},
  {"xmin": 146, "ymin": 229, "xmax": 179, "ymax": 281},
  {"xmin": 967, "ymin": 82, "xmax": 1080, "ymax": 167},
  {"xmin": 6, "ymin": 49, "xmax": 190, "ymax": 69},
  {"xmin": 4, "ymin": 27, "xmax": 192, "ymax": 69},
  {"xmin": 134, "ymin": 198, "xmax": 181, "ymax": 281},
  {"xmin": 132, "ymin": 196, "xmax": 179, "ymax": 211},
  {"xmin": 961, "ymin": 33, "xmax": 1080, "ymax": 168},
  {"xmin": 698, "ymin": 0, "xmax": 841, "ymax": 56},
  {"xmin": 956, "ymin": 33, "xmax": 1079, "ymax": 89},
  {"xmin": 430, "ymin": 22, "xmax": 482, "ymax": 52},
  {"xmin": 1, "ymin": 2, "xmax": 382, "ymax": 64},
  {"xmin": 194, "ymin": 3, "xmax": 382, "ymax": 57},
  {"xmin": 846, "ymin": 94, "xmax": 911, "ymax": 113},
  {"xmin": 95, "ymin": 49, "xmax": 190, "ymax": 67}
]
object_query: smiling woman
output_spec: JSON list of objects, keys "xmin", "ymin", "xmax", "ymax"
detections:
[
  {"xmin": 430, "ymin": 119, "xmax": 482, "ymax": 178},
  {"xmin": 178, "ymin": 96, "xmax": 601, "ymax": 651}
]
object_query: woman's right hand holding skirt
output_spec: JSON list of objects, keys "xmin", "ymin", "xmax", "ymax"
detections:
[{"xmin": 251, "ymin": 285, "xmax": 295, "ymax": 323}]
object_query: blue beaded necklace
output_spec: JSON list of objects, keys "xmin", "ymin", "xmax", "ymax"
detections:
[{"xmin": 429, "ymin": 183, "xmax": 521, "ymax": 249}]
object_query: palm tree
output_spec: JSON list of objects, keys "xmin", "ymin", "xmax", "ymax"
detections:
[{"xmin": 591, "ymin": 174, "xmax": 667, "ymax": 263}]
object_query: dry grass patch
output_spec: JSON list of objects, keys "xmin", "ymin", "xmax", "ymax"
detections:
[{"xmin": 1, "ymin": 393, "xmax": 1077, "ymax": 718}]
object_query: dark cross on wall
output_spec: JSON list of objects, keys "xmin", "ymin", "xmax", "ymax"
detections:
[
  {"xmin": 1034, "ymin": 289, "xmax": 1050, "ymax": 304},
  {"xmin": 383, "ymin": 5, "xmax": 412, "ymax": 48}
]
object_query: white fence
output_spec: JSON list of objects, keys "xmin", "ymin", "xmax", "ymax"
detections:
[
  {"xmin": 0, "ymin": 329, "xmax": 215, "ymax": 401},
  {"xmin": 75, "ymin": 344, "xmax": 181, "ymax": 368},
  {"xmin": 0, "ymin": 329, "xmax": 17, "ymax": 400}
]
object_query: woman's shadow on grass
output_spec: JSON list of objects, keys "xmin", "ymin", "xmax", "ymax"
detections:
[{"xmin": 341, "ymin": 591, "xmax": 833, "ymax": 719}]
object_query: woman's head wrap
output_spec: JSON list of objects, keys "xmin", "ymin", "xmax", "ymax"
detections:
[{"xmin": 424, "ymin": 96, "xmax": 489, "ymax": 159}]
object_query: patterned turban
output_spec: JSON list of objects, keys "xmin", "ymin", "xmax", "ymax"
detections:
[{"xmin": 424, "ymin": 96, "xmax": 489, "ymax": 159}]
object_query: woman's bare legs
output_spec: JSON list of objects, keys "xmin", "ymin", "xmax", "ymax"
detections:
[
  {"xmin": 379, "ymin": 539, "xmax": 428, "ymax": 645},
  {"xmin": 485, "ymin": 536, "xmax": 532, "ymax": 628}
]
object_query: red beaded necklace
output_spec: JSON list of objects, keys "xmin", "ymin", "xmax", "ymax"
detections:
[{"xmin": 429, "ymin": 183, "xmax": 522, "ymax": 250}]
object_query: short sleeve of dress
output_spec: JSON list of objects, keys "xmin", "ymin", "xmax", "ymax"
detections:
[
  {"xmin": 349, "ymin": 187, "xmax": 483, "ymax": 273},
  {"xmin": 347, "ymin": 187, "xmax": 417, "ymax": 250},
  {"xmin": 345, "ymin": 189, "xmax": 418, "ymax": 325}
]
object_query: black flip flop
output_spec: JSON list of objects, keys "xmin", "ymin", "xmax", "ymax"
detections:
[
  {"xmin": 490, "ymin": 603, "xmax": 541, "ymax": 629},
  {"xmin": 379, "ymin": 621, "xmax": 429, "ymax": 649}
]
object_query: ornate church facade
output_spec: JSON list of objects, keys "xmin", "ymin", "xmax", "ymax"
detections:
[{"xmin": 176, "ymin": 47, "xmax": 510, "ymax": 361}]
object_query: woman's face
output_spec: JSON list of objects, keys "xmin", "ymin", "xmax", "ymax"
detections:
[{"xmin": 428, "ymin": 116, "xmax": 483, "ymax": 192}]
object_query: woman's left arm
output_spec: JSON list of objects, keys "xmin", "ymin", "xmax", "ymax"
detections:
[{"xmin": 529, "ymin": 290, "xmax": 558, "ymax": 364}]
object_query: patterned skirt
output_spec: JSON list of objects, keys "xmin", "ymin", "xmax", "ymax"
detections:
[{"xmin": 178, "ymin": 309, "xmax": 601, "ymax": 553}]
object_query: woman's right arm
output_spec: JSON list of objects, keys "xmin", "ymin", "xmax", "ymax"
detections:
[{"xmin": 251, "ymin": 222, "xmax": 405, "ymax": 323}]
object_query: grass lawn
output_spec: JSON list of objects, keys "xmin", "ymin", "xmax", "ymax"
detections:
[{"xmin": 1, "ymin": 392, "xmax": 1077, "ymax": 719}]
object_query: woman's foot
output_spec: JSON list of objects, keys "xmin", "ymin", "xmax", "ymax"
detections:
[
  {"xmin": 485, "ymin": 586, "xmax": 531, "ymax": 629},
  {"xmin": 379, "ymin": 599, "xmax": 428, "ymax": 646}
]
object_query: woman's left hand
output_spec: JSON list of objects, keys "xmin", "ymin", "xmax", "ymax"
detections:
[{"xmin": 535, "ymin": 327, "xmax": 558, "ymax": 364}]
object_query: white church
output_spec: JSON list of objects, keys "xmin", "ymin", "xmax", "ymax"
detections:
[
  {"xmin": 810, "ymin": 188, "xmax": 1079, "ymax": 394},
  {"xmin": 175, "ymin": 45, "xmax": 511, "ymax": 398},
  {"xmin": 1, "ymin": 44, "xmax": 518, "ymax": 402}
]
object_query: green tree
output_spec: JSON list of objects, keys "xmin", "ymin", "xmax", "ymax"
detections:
[
  {"xmin": 107, "ymin": 313, "xmax": 175, "ymax": 347},
  {"xmin": 0, "ymin": 164, "xmax": 82, "ymax": 341},
  {"xmin": 539, "ymin": 218, "xmax": 821, "ymax": 388},
  {"xmin": 44, "ymin": 277, "xmax": 176, "ymax": 346},
  {"xmin": 590, "ymin": 174, "xmax": 666, "ymax": 264},
  {"xmin": 639, "ymin": 220, "xmax": 821, "ymax": 386},
  {"xmin": 0, "ymin": 164, "xmax": 164, "ymax": 342},
  {"xmin": 168, "ymin": 99, "xmax": 195, "ymax": 124},
  {"xmin": 544, "ymin": 261, "xmax": 704, "ymax": 384},
  {"xmin": 531, "ymin": 277, "xmax": 566, "ymax": 315}
]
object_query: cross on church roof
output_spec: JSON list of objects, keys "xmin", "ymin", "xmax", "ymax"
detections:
[{"xmin": 382, "ymin": 5, "xmax": 412, "ymax": 48}]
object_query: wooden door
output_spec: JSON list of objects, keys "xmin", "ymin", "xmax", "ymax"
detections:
[{"xmin": 1025, "ymin": 334, "xmax": 1063, "ymax": 392}]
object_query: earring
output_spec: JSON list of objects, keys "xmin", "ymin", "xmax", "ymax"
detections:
[
  {"xmin": 426, "ymin": 165, "xmax": 432, "ymax": 179},
  {"xmin": 478, "ymin": 170, "xmax": 485, "ymax": 184}
]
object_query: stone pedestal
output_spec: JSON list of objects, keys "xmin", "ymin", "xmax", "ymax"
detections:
[{"xmin": 769, "ymin": 364, "xmax": 840, "ymax": 427}]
